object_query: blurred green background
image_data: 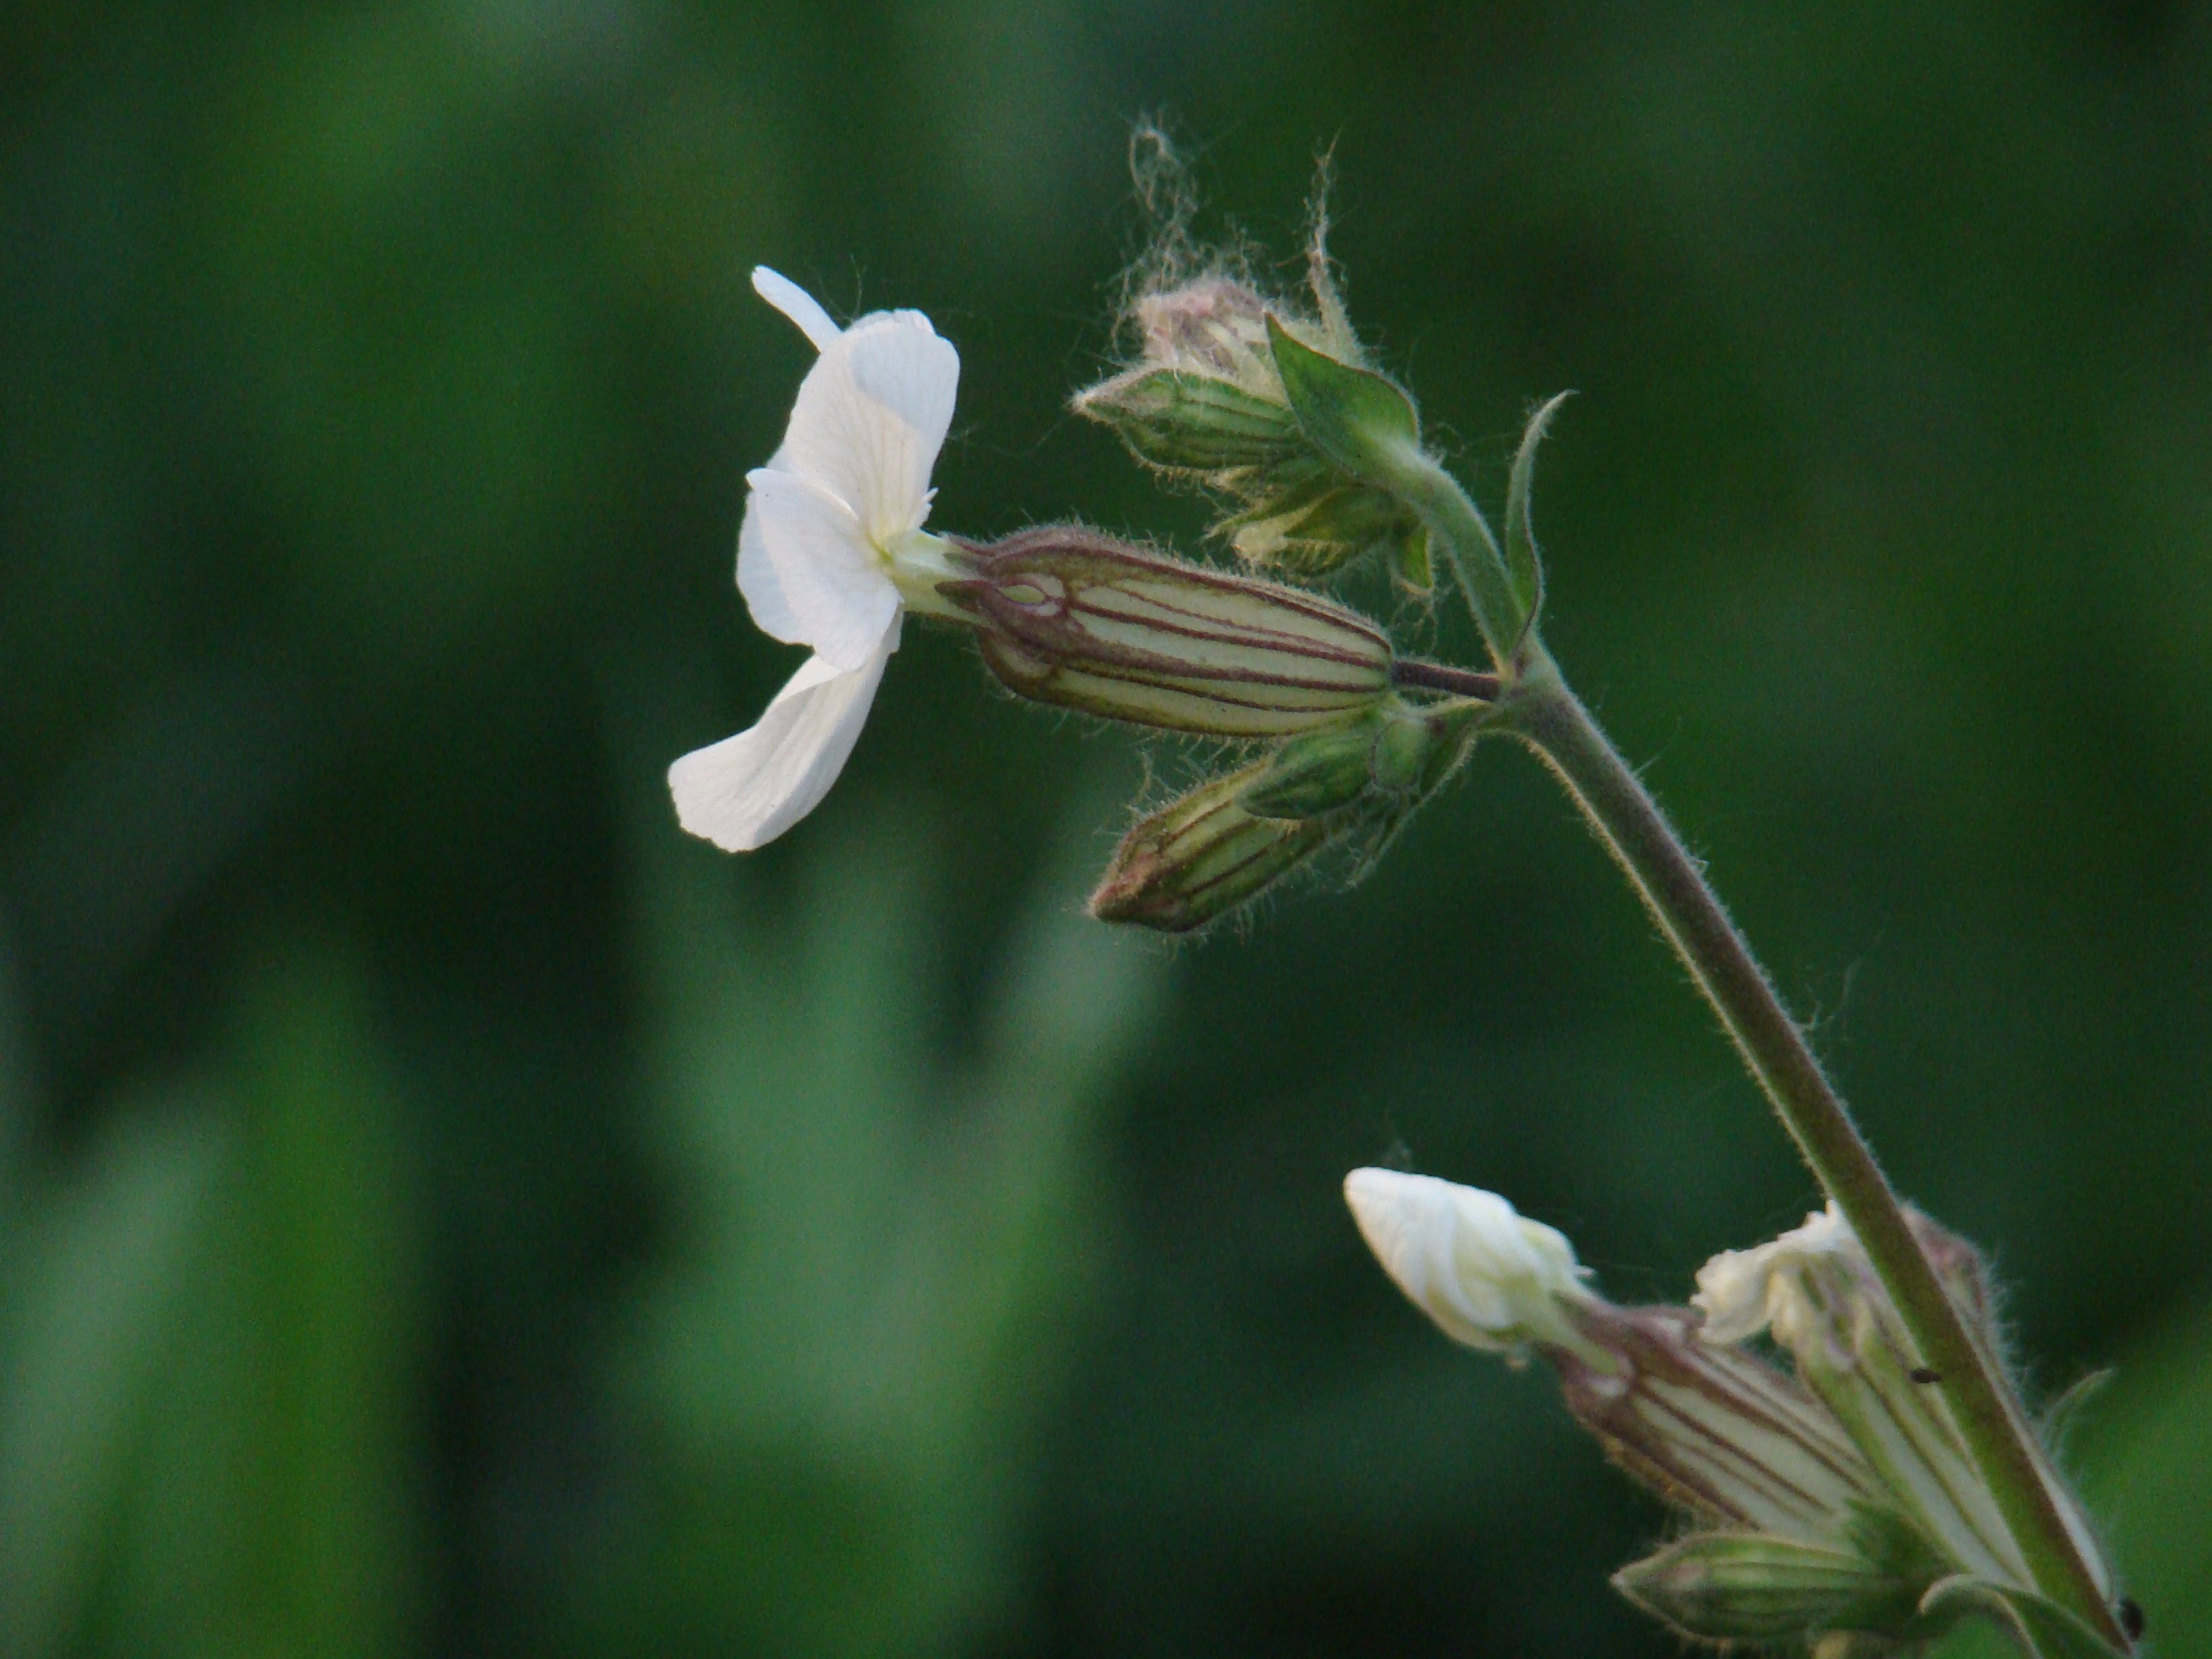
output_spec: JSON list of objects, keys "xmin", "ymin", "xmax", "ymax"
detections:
[{"xmin": 4, "ymin": 2, "xmax": 2210, "ymax": 1655}]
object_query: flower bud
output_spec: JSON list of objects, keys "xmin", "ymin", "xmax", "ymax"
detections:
[
  {"xmin": 1612, "ymin": 1532, "xmax": 1925, "ymax": 1647},
  {"xmin": 943, "ymin": 527, "xmax": 1395, "ymax": 737},
  {"xmin": 1342, "ymin": 1169, "xmax": 1593, "ymax": 1355},
  {"xmin": 1073, "ymin": 369, "xmax": 1305, "ymax": 474},
  {"xmin": 1073, "ymin": 279, "xmax": 1424, "ymax": 583},
  {"xmin": 1692, "ymin": 1206, "xmax": 2116, "ymax": 1602},
  {"xmin": 1236, "ymin": 725, "xmax": 1381, "ymax": 821},
  {"xmin": 1133, "ymin": 275, "xmax": 1281, "ymax": 386},
  {"xmin": 1236, "ymin": 703, "xmax": 1462, "ymax": 822},
  {"xmin": 1221, "ymin": 459, "xmax": 1416, "ymax": 580},
  {"xmin": 1088, "ymin": 762, "xmax": 1333, "ymax": 933}
]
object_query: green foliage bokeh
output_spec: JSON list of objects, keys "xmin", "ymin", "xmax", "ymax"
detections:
[{"xmin": 3, "ymin": 2, "xmax": 2209, "ymax": 1655}]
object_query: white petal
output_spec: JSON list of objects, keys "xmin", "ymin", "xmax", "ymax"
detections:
[
  {"xmin": 735, "ymin": 445, "xmax": 805, "ymax": 644},
  {"xmin": 1692, "ymin": 1204, "xmax": 1849, "ymax": 1345},
  {"xmin": 667, "ymin": 621, "xmax": 897, "ymax": 852},
  {"xmin": 745, "ymin": 468, "xmax": 901, "ymax": 671},
  {"xmin": 1344, "ymin": 1168, "xmax": 1587, "ymax": 1353},
  {"xmin": 751, "ymin": 266, "xmax": 842, "ymax": 352},
  {"xmin": 779, "ymin": 311, "xmax": 958, "ymax": 545}
]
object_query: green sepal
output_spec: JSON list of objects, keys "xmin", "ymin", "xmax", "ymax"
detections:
[
  {"xmin": 1613, "ymin": 1531, "xmax": 1929, "ymax": 1647},
  {"xmin": 1080, "ymin": 369, "xmax": 1305, "ymax": 472},
  {"xmin": 1237, "ymin": 726, "xmax": 1378, "ymax": 820},
  {"xmin": 1502, "ymin": 390, "xmax": 1570, "ymax": 642},
  {"xmin": 1265, "ymin": 316, "xmax": 1421, "ymax": 484},
  {"xmin": 1917, "ymin": 1577, "xmax": 2133, "ymax": 1659}
]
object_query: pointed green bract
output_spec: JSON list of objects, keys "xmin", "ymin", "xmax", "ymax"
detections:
[
  {"xmin": 1919, "ymin": 1577, "xmax": 2135, "ymax": 1659},
  {"xmin": 1388, "ymin": 521, "xmax": 1433, "ymax": 594},
  {"xmin": 1222, "ymin": 463, "xmax": 1414, "ymax": 579},
  {"xmin": 1265, "ymin": 316, "xmax": 1421, "ymax": 484},
  {"xmin": 2036, "ymin": 1370, "xmax": 2115, "ymax": 1447},
  {"xmin": 1503, "ymin": 391, "xmax": 1570, "ymax": 642}
]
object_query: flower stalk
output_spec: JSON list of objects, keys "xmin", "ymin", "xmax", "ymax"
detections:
[
  {"xmin": 1480, "ymin": 644, "xmax": 2128, "ymax": 1647},
  {"xmin": 1265, "ymin": 292, "xmax": 2129, "ymax": 1637},
  {"xmin": 688, "ymin": 192, "xmax": 2133, "ymax": 1653}
]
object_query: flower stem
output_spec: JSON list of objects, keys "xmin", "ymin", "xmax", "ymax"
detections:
[
  {"xmin": 1496, "ymin": 655, "xmax": 2125, "ymax": 1645},
  {"xmin": 1391, "ymin": 455, "xmax": 1526, "ymax": 667},
  {"xmin": 1391, "ymin": 659, "xmax": 1500, "ymax": 700}
]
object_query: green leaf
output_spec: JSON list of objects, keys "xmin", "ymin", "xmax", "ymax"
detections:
[
  {"xmin": 1503, "ymin": 390, "xmax": 1571, "ymax": 640},
  {"xmin": 79, "ymin": 951, "xmax": 424, "ymax": 1659},
  {"xmin": 1265, "ymin": 316, "xmax": 1420, "ymax": 483},
  {"xmin": 0, "ymin": 1105, "xmax": 225, "ymax": 1659},
  {"xmin": 1919, "ymin": 1577, "xmax": 2133, "ymax": 1659}
]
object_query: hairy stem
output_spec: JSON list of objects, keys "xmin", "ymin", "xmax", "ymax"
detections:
[
  {"xmin": 1498, "ymin": 656, "xmax": 2124, "ymax": 1644},
  {"xmin": 1390, "ymin": 455, "xmax": 1525, "ymax": 668}
]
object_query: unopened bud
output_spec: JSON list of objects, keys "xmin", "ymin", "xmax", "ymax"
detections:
[
  {"xmin": 1088, "ymin": 762, "xmax": 1334, "ymax": 933},
  {"xmin": 1237, "ymin": 725, "xmax": 1380, "ymax": 820},
  {"xmin": 1343, "ymin": 1169, "xmax": 1593, "ymax": 1355},
  {"xmin": 1237, "ymin": 704, "xmax": 1463, "ymax": 821},
  {"xmin": 1133, "ymin": 276, "xmax": 1280, "ymax": 385},
  {"xmin": 943, "ymin": 528, "xmax": 1394, "ymax": 737},
  {"xmin": 1072, "ymin": 369, "xmax": 1305, "ymax": 473},
  {"xmin": 1073, "ymin": 279, "xmax": 1424, "ymax": 583},
  {"xmin": 1613, "ymin": 1532, "xmax": 1923, "ymax": 1647},
  {"xmin": 1223, "ymin": 460, "xmax": 1415, "ymax": 580}
]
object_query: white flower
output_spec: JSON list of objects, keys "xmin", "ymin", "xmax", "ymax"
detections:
[
  {"xmin": 1690, "ymin": 1202, "xmax": 1853, "ymax": 1346},
  {"xmin": 1343, "ymin": 1168, "xmax": 1593, "ymax": 1353},
  {"xmin": 669, "ymin": 267, "xmax": 966, "ymax": 852}
]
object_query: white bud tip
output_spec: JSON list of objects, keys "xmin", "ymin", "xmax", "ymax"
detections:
[{"xmin": 1343, "ymin": 1168, "xmax": 1589, "ymax": 1353}]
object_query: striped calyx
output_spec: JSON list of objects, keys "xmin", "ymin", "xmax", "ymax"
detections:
[
  {"xmin": 1553, "ymin": 1303, "xmax": 1883, "ymax": 1541},
  {"xmin": 1612, "ymin": 1524, "xmax": 1940, "ymax": 1647},
  {"xmin": 1088, "ymin": 760, "xmax": 1334, "ymax": 933},
  {"xmin": 1694, "ymin": 1206, "xmax": 2118, "ymax": 1606},
  {"xmin": 943, "ymin": 528, "xmax": 1394, "ymax": 737}
]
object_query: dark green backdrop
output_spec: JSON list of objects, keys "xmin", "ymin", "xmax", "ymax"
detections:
[{"xmin": 3, "ymin": 3, "xmax": 2209, "ymax": 1655}]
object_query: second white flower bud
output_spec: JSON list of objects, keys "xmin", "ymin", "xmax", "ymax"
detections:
[{"xmin": 1341, "ymin": 1168, "xmax": 1593, "ymax": 1355}]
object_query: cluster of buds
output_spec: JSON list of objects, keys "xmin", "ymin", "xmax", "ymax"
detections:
[
  {"xmin": 1072, "ymin": 269, "xmax": 1436, "ymax": 590},
  {"xmin": 1344, "ymin": 1171, "xmax": 2129, "ymax": 1656},
  {"xmin": 674, "ymin": 265, "xmax": 1495, "ymax": 926},
  {"xmin": 935, "ymin": 527, "xmax": 1491, "ymax": 932}
]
